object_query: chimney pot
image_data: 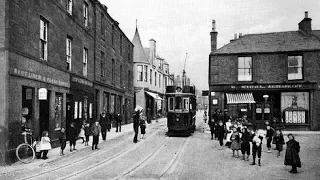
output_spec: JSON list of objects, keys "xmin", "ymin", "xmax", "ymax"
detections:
[
  {"xmin": 234, "ymin": 33, "xmax": 237, "ymax": 40},
  {"xmin": 305, "ymin": 11, "xmax": 308, "ymax": 18},
  {"xmin": 212, "ymin": 19, "xmax": 216, "ymax": 31}
]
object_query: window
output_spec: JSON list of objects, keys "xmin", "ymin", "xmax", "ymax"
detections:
[
  {"xmin": 175, "ymin": 97, "xmax": 182, "ymax": 110},
  {"xmin": 168, "ymin": 97, "xmax": 174, "ymax": 111},
  {"xmin": 150, "ymin": 69, "xmax": 152, "ymax": 84},
  {"xmin": 238, "ymin": 57, "xmax": 252, "ymax": 81},
  {"xmin": 67, "ymin": 0, "xmax": 72, "ymax": 14},
  {"xmin": 288, "ymin": 55, "xmax": 303, "ymax": 80},
  {"xmin": 83, "ymin": 47, "xmax": 88, "ymax": 77},
  {"xmin": 112, "ymin": 25, "xmax": 115, "ymax": 46},
  {"xmin": 183, "ymin": 98, "xmax": 189, "ymax": 112},
  {"xmin": 155, "ymin": 72, "xmax": 157, "ymax": 86},
  {"xmin": 120, "ymin": 35, "xmax": 122, "ymax": 55},
  {"xmin": 101, "ymin": 13, "xmax": 104, "ymax": 36},
  {"xmin": 165, "ymin": 76, "xmax": 167, "ymax": 87},
  {"xmin": 112, "ymin": 59, "xmax": 115, "ymax": 82},
  {"xmin": 40, "ymin": 17, "xmax": 48, "ymax": 60},
  {"xmin": 66, "ymin": 37, "xmax": 72, "ymax": 71},
  {"xmin": 83, "ymin": 2, "xmax": 88, "ymax": 27},
  {"xmin": 159, "ymin": 74, "xmax": 161, "ymax": 87},
  {"xmin": 120, "ymin": 65, "xmax": 123, "ymax": 85},
  {"xmin": 137, "ymin": 65, "xmax": 143, "ymax": 81},
  {"xmin": 101, "ymin": 51, "xmax": 105, "ymax": 77},
  {"xmin": 144, "ymin": 66, "xmax": 148, "ymax": 82}
]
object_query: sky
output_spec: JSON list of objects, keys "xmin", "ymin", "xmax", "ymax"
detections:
[{"xmin": 101, "ymin": 0, "xmax": 320, "ymax": 91}]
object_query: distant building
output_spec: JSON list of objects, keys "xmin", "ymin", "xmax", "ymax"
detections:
[
  {"xmin": 132, "ymin": 25, "xmax": 174, "ymax": 120},
  {"xmin": 208, "ymin": 12, "xmax": 320, "ymax": 130}
]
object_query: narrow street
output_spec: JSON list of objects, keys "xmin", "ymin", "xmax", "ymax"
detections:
[{"xmin": 1, "ymin": 111, "xmax": 320, "ymax": 180}]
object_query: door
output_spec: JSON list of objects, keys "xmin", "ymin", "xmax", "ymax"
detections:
[
  {"xmin": 39, "ymin": 91, "xmax": 50, "ymax": 135},
  {"xmin": 255, "ymin": 102, "xmax": 272, "ymax": 129},
  {"xmin": 66, "ymin": 94, "xmax": 73, "ymax": 139}
]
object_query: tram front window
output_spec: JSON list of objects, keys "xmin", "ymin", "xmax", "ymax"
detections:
[
  {"xmin": 183, "ymin": 98, "xmax": 189, "ymax": 112},
  {"xmin": 175, "ymin": 97, "xmax": 182, "ymax": 111}
]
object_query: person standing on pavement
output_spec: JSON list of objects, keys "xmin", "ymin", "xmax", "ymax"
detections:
[
  {"xmin": 91, "ymin": 121, "xmax": 101, "ymax": 150},
  {"xmin": 140, "ymin": 117, "xmax": 146, "ymax": 139},
  {"xmin": 266, "ymin": 125, "xmax": 275, "ymax": 153},
  {"xmin": 240, "ymin": 127, "xmax": 251, "ymax": 161},
  {"xmin": 115, "ymin": 112, "xmax": 122, "ymax": 132},
  {"xmin": 133, "ymin": 110, "xmax": 140, "ymax": 143},
  {"xmin": 106, "ymin": 111, "xmax": 112, "ymax": 132},
  {"xmin": 284, "ymin": 134, "xmax": 301, "ymax": 173},
  {"xmin": 100, "ymin": 111, "xmax": 108, "ymax": 140},
  {"xmin": 208, "ymin": 114, "xmax": 215, "ymax": 140},
  {"xmin": 58, "ymin": 128, "xmax": 66, "ymax": 156},
  {"xmin": 250, "ymin": 129, "xmax": 263, "ymax": 166},
  {"xmin": 215, "ymin": 121, "xmax": 225, "ymax": 150},
  {"xmin": 68, "ymin": 122, "xmax": 78, "ymax": 152},
  {"xmin": 273, "ymin": 129, "xmax": 285, "ymax": 157},
  {"xmin": 84, "ymin": 123, "xmax": 90, "ymax": 146},
  {"xmin": 39, "ymin": 131, "xmax": 51, "ymax": 159},
  {"xmin": 230, "ymin": 127, "xmax": 241, "ymax": 157}
]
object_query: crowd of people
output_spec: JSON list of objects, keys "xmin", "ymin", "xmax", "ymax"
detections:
[{"xmin": 206, "ymin": 109, "xmax": 302, "ymax": 174}]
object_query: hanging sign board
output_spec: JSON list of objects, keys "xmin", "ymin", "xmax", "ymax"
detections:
[{"xmin": 39, "ymin": 88, "xmax": 48, "ymax": 100}]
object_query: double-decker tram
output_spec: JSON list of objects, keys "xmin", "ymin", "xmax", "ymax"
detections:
[{"xmin": 166, "ymin": 85, "xmax": 196, "ymax": 134}]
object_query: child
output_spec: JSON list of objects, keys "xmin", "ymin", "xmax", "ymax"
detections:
[
  {"xmin": 39, "ymin": 131, "xmax": 51, "ymax": 160},
  {"xmin": 78, "ymin": 123, "xmax": 86, "ymax": 143},
  {"xmin": 33, "ymin": 137, "xmax": 41, "ymax": 159},
  {"xmin": 230, "ymin": 127, "xmax": 241, "ymax": 157},
  {"xmin": 240, "ymin": 127, "xmax": 251, "ymax": 161},
  {"xmin": 284, "ymin": 134, "xmax": 301, "ymax": 173},
  {"xmin": 215, "ymin": 121, "xmax": 225, "ymax": 150},
  {"xmin": 250, "ymin": 129, "xmax": 263, "ymax": 166},
  {"xmin": 69, "ymin": 122, "xmax": 78, "ymax": 152},
  {"xmin": 140, "ymin": 118, "xmax": 146, "ymax": 139},
  {"xmin": 266, "ymin": 125, "xmax": 275, "ymax": 153},
  {"xmin": 84, "ymin": 123, "xmax": 90, "ymax": 146},
  {"xmin": 273, "ymin": 129, "xmax": 284, "ymax": 157},
  {"xmin": 91, "ymin": 121, "xmax": 101, "ymax": 150},
  {"xmin": 59, "ymin": 128, "xmax": 66, "ymax": 156}
]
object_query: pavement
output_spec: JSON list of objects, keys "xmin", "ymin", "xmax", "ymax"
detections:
[{"xmin": 0, "ymin": 118, "xmax": 166, "ymax": 175}]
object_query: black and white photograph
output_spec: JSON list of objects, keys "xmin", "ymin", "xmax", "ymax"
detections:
[{"xmin": 0, "ymin": 0, "xmax": 320, "ymax": 179}]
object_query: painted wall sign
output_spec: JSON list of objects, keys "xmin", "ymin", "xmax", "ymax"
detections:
[
  {"xmin": 210, "ymin": 83, "xmax": 315, "ymax": 91},
  {"xmin": 11, "ymin": 68, "xmax": 70, "ymax": 88},
  {"xmin": 38, "ymin": 88, "xmax": 48, "ymax": 100}
]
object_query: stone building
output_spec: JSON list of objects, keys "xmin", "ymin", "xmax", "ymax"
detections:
[
  {"xmin": 132, "ymin": 25, "xmax": 174, "ymax": 120},
  {"xmin": 0, "ymin": 0, "xmax": 133, "ymax": 164},
  {"xmin": 209, "ymin": 12, "xmax": 320, "ymax": 130}
]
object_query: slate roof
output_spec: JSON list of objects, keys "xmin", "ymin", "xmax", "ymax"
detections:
[
  {"xmin": 213, "ymin": 30, "xmax": 320, "ymax": 55},
  {"xmin": 132, "ymin": 28, "xmax": 149, "ymax": 63}
]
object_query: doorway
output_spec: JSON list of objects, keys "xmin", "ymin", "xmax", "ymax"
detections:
[
  {"xmin": 66, "ymin": 94, "xmax": 73, "ymax": 139},
  {"xmin": 39, "ymin": 91, "xmax": 50, "ymax": 135}
]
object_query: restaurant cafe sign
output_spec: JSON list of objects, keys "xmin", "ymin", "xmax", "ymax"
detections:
[{"xmin": 210, "ymin": 83, "xmax": 316, "ymax": 91}]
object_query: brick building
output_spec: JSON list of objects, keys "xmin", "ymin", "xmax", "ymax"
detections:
[
  {"xmin": 132, "ymin": 26, "xmax": 174, "ymax": 120},
  {"xmin": 209, "ymin": 12, "xmax": 320, "ymax": 130},
  {"xmin": 0, "ymin": 0, "xmax": 133, "ymax": 164}
]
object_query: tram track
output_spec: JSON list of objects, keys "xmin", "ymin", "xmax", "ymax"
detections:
[{"xmin": 19, "ymin": 123, "xmax": 166, "ymax": 180}]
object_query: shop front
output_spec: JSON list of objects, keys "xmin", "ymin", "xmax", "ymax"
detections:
[
  {"xmin": 8, "ymin": 66, "xmax": 70, "ymax": 160},
  {"xmin": 210, "ymin": 83, "xmax": 315, "ymax": 130},
  {"xmin": 69, "ymin": 75, "xmax": 94, "ymax": 135}
]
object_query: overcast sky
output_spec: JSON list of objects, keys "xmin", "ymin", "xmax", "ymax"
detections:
[{"xmin": 101, "ymin": 0, "xmax": 320, "ymax": 91}]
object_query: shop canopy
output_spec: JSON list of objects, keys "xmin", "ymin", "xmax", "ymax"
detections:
[
  {"xmin": 226, "ymin": 93, "xmax": 256, "ymax": 104},
  {"xmin": 146, "ymin": 91, "xmax": 163, "ymax": 100}
]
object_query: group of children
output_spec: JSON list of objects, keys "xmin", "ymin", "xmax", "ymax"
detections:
[{"xmin": 212, "ymin": 118, "xmax": 301, "ymax": 173}]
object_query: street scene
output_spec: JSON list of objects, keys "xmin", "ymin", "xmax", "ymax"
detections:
[
  {"xmin": 1, "ymin": 111, "xmax": 320, "ymax": 179},
  {"xmin": 1, "ymin": 0, "xmax": 320, "ymax": 179}
]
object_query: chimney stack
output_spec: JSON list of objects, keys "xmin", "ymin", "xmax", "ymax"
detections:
[
  {"xmin": 299, "ymin": 11, "xmax": 312, "ymax": 34},
  {"xmin": 210, "ymin": 19, "xmax": 218, "ymax": 53}
]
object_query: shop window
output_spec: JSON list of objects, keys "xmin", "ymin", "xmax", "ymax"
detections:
[
  {"xmin": 168, "ymin": 97, "xmax": 174, "ymax": 111},
  {"xmin": 54, "ymin": 93, "xmax": 63, "ymax": 130},
  {"xmin": 288, "ymin": 55, "xmax": 303, "ymax": 80},
  {"xmin": 89, "ymin": 103, "xmax": 92, "ymax": 119},
  {"xmin": 74, "ymin": 101, "xmax": 78, "ymax": 119},
  {"xmin": 110, "ymin": 94, "xmax": 115, "ymax": 114},
  {"xmin": 79, "ymin": 101, "xmax": 82, "ymax": 118},
  {"xmin": 281, "ymin": 92, "xmax": 309, "ymax": 124},
  {"xmin": 40, "ymin": 17, "xmax": 48, "ymax": 60},
  {"xmin": 238, "ymin": 57, "xmax": 252, "ymax": 81},
  {"xmin": 137, "ymin": 65, "xmax": 143, "ymax": 81}
]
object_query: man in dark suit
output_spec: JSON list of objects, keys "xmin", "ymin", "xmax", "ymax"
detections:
[{"xmin": 115, "ymin": 112, "xmax": 122, "ymax": 132}]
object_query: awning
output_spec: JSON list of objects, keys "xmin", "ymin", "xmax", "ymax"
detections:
[
  {"xmin": 226, "ymin": 93, "xmax": 255, "ymax": 104},
  {"xmin": 146, "ymin": 91, "xmax": 163, "ymax": 100}
]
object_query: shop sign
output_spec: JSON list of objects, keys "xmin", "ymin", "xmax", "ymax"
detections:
[
  {"xmin": 256, "ymin": 108, "xmax": 262, "ymax": 113},
  {"xmin": 39, "ymin": 88, "xmax": 47, "ymax": 100},
  {"xmin": 211, "ymin": 83, "xmax": 315, "ymax": 91},
  {"xmin": 71, "ymin": 76, "xmax": 93, "ymax": 87},
  {"xmin": 264, "ymin": 108, "xmax": 270, "ymax": 113},
  {"xmin": 11, "ymin": 68, "xmax": 70, "ymax": 88}
]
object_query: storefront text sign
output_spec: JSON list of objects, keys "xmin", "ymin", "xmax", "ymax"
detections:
[
  {"xmin": 11, "ymin": 68, "xmax": 70, "ymax": 88},
  {"xmin": 71, "ymin": 77, "xmax": 93, "ymax": 87},
  {"xmin": 210, "ymin": 83, "xmax": 315, "ymax": 91}
]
